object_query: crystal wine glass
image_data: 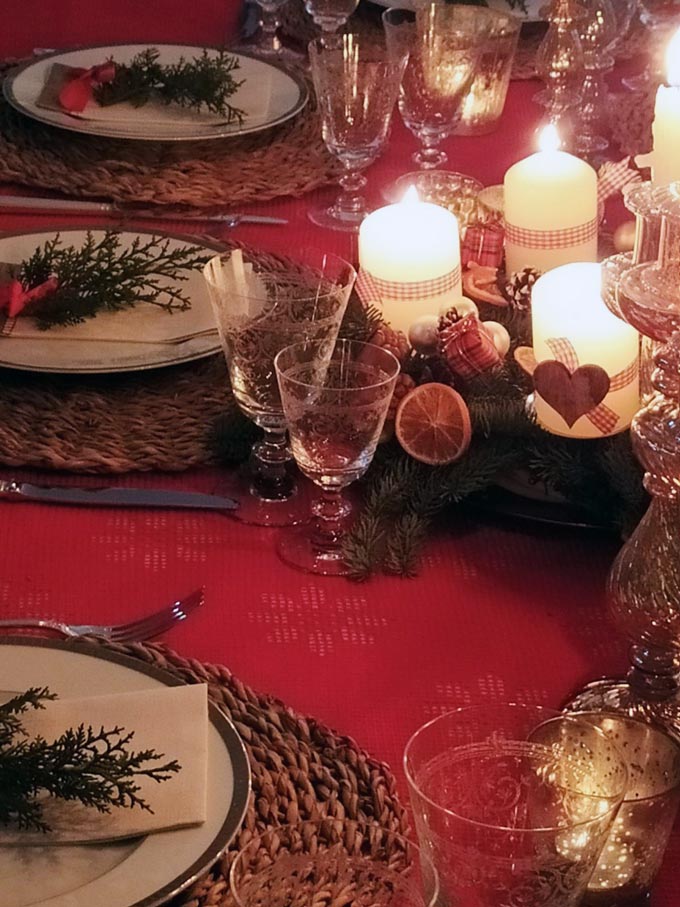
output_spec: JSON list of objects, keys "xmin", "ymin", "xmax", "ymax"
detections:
[
  {"xmin": 304, "ymin": 0, "xmax": 360, "ymax": 33},
  {"xmin": 308, "ymin": 32, "xmax": 407, "ymax": 232},
  {"xmin": 383, "ymin": 3, "xmax": 485, "ymax": 171},
  {"xmin": 623, "ymin": 0, "xmax": 680, "ymax": 92},
  {"xmin": 203, "ymin": 249, "xmax": 355, "ymax": 527},
  {"xmin": 275, "ymin": 339, "xmax": 399, "ymax": 575},
  {"xmin": 252, "ymin": 0, "xmax": 289, "ymax": 59}
]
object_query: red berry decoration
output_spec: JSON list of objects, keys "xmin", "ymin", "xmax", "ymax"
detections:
[
  {"xmin": 368, "ymin": 323, "xmax": 410, "ymax": 365},
  {"xmin": 440, "ymin": 313, "xmax": 502, "ymax": 379},
  {"xmin": 388, "ymin": 373, "xmax": 417, "ymax": 420}
]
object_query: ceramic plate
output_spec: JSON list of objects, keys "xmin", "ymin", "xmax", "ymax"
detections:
[
  {"xmin": 0, "ymin": 228, "xmax": 223, "ymax": 374},
  {"xmin": 4, "ymin": 44, "xmax": 308, "ymax": 141},
  {"xmin": 0, "ymin": 638, "xmax": 250, "ymax": 907},
  {"xmin": 369, "ymin": 0, "xmax": 545, "ymax": 22}
]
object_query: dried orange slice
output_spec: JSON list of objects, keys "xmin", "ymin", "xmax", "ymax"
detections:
[{"xmin": 395, "ymin": 383, "xmax": 472, "ymax": 466}]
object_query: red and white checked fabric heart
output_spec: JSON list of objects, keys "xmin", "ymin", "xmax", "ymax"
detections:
[{"xmin": 545, "ymin": 337, "xmax": 638, "ymax": 435}]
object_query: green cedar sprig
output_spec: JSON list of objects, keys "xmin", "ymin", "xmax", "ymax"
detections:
[
  {"xmin": 18, "ymin": 230, "xmax": 210, "ymax": 329},
  {"xmin": 94, "ymin": 48, "xmax": 245, "ymax": 124},
  {"xmin": 0, "ymin": 687, "xmax": 180, "ymax": 833}
]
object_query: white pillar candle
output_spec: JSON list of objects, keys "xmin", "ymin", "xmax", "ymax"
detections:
[
  {"xmin": 357, "ymin": 188, "xmax": 461, "ymax": 334},
  {"xmin": 531, "ymin": 262, "xmax": 639, "ymax": 438},
  {"xmin": 651, "ymin": 28, "xmax": 680, "ymax": 187},
  {"xmin": 504, "ymin": 125, "xmax": 598, "ymax": 276}
]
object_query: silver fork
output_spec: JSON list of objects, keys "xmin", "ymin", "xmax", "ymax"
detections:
[{"xmin": 0, "ymin": 588, "xmax": 204, "ymax": 642}]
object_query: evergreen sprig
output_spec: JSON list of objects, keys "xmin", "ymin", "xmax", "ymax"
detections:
[
  {"xmin": 18, "ymin": 231, "xmax": 209, "ymax": 329},
  {"xmin": 94, "ymin": 48, "xmax": 245, "ymax": 124},
  {"xmin": 0, "ymin": 687, "xmax": 180, "ymax": 833}
]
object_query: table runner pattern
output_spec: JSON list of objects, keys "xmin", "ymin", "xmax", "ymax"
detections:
[{"xmin": 75, "ymin": 637, "xmax": 408, "ymax": 907}]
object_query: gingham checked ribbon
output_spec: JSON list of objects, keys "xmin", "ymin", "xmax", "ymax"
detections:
[
  {"xmin": 504, "ymin": 218, "xmax": 598, "ymax": 251},
  {"xmin": 546, "ymin": 337, "xmax": 639, "ymax": 435},
  {"xmin": 597, "ymin": 157, "xmax": 642, "ymax": 222},
  {"xmin": 356, "ymin": 266, "xmax": 461, "ymax": 308}
]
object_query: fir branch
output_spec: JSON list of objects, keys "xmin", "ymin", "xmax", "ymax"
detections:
[
  {"xmin": 94, "ymin": 48, "xmax": 245, "ymax": 124},
  {"xmin": 0, "ymin": 688, "xmax": 180, "ymax": 833},
  {"xmin": 338, "ymin": 293, "xmax": 384, "ymax": 343},
  {"xmin": 383, "ymin": 512, "xmax": 430, "ymax": 577},
  {"xmin": 19, "ymin": 231, "xmax": 209, "ymax": 329}
]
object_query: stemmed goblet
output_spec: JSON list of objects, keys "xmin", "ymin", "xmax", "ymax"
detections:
[
  {"xmin": 252, "ymin": 0, "xmax": 289, "ymax": 59},
  {"xmin": 623, "ymin": 0, "xmax": 680, "ymax": 92},
  {"xmin": 308, "ymin": 33, "xmax": 407, "ymax": 231},
  {"xmin": 383, "ymin": 3, "xmax": 485, "ymax": 171},
  {"xmin": 304, "ymin": 0, "xmax": 359, "ymax": 33},
  {"xmin": 203, "ymin": 249, "xmax": 355, "ymax": 527},
  {"xmin": 275, "ymin": 339, "xmax": 399, "ymax": 575}
]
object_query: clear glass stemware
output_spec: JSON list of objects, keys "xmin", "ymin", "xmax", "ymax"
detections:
[
  {"xmin": 203, "ymin": 249, "xmax": 356, "ymax": 527},
  {"xmin": 275, "ymin": 339, "xmax": 399, "ymax": 575},
  {"xmin": 383, "ymin": 3, "xmax": 485, "ymax": 170},
  {"xmin": 308, "ymin": 32, "xmax": 407, "ymax": 232},
  {"xmin": 252, "ymin": 0, "xmax": 289, "ymax": 58},
  {"xmin": 304, "ymin": 0, "xmax": 360, "ymax": 33}
]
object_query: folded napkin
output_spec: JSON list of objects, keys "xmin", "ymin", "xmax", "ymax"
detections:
[
  {"xmin": 0, "ymin": 259, "xmax": 217, "ymax": 344},
  {"xmin": 0, "ymin": 683, "xmax": 208, "ymax": 844},
  {"xmin": 35, "ymin": 61, "xmax": 278, "ymax": 135}
]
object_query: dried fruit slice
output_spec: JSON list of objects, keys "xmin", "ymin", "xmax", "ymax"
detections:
[{"xmin": 395, "ymin": 383, "xmax": 472, "ymax": 466}]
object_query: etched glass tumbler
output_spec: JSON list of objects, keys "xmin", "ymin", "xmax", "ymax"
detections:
[
  {"xmin": 404, "ymin": 705, "xmax": 628, "ymax": 907},
  {"xmin": 231, "ymin": 820, "xmax": 438, "ymax": 907},
  {"xmin": 308, "ymin": 32, "xmax": 407, "ymax": 231},
  {"xmin": 275, "ymin": 339, "xmax": 399, "ymax": 575},
  {"xmin": 204, "ymin": 249, "xmax": 355, "ymax": 527},
  {"xmin": 383, "ymin": 3, "xmax": 485, "ymax": 170}
]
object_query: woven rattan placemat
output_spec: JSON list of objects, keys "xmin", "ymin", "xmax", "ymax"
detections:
[
  {"xmin": 0, "ymin": 353, "xmax": 233, "ymax": 473},
  {"xmin": 76, "ymin": 637, "xmax": 408, "ymax": 907},
  {"xmin": 0, "ymin": 64, "xmax": 337, "ymax": 209}
]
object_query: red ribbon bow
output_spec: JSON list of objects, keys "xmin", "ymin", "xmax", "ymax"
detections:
[
  {"xmin": 0, "ymin": 277, "xmax": 59, "ymax": 318},
  {"xmin": 58, "ymin": 61, "xmax": 116, "ymax": 114}
]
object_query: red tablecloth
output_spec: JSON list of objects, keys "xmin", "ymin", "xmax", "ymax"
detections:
[{"xmin": 0, "ymin": 21, "xmax": 676, "ymax": 905}]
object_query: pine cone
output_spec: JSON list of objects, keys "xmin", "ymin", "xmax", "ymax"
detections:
[
  {"xmin": 503, "ymin": 268, "xmax": 541, "ymax": 312},
  {"xmin": 369, "ymin": 323, "xmax": 410, "ymax": 364},
  {"xmin": 388, "ymin": 373, "xmax": 417, "ymax": 419}
]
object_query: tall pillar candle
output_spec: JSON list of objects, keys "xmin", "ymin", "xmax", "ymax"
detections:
[
  {"xmin": 357, "ymin": 188, "xmax": 461, "ymax": 334},
  {"xmin": 504, "ymin": 125, "xmax": 598, "ymax": 276},
  {"xmin": 531, "ymin": 262, "xmax": 639, "ymax": 438},
  {"xmin": 651, "ymin": 28, "xmax": 680, "ymax": 187}
]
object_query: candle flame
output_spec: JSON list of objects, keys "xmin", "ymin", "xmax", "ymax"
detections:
[
  {"xmin": 401, "ymin": 185, "xmax": 420, "ymax": 204},
  {"xmin": 666, "ymin": 27, "xmax": 680, "ymax": 87},
  {"xmin": 538, "ymin": 124, "xmax": 561, "ymax": 153}
]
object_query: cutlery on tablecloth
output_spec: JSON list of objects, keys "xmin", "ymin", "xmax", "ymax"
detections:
[
  {"xmin": 0, "ymin": 196, "xmax": 288, "ymax": 226},
  {"xmin": 0, "ymin": 481, "xmax": 239, "ymax": 512},
  {"xmin": 0, "ymin": 587, "xmax": 204, "ymax": 641}
]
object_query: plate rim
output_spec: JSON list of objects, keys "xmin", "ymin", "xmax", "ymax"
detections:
[
  {"xmin": 0, "ymin": 636, "xmax": 251, "ymax": 907},
  {"xmin": 3, "ymin": 43, "xmax": 309, "ymax": 142},
  {"xmin": 0, "ymin": 225, "xmax": 224, "ymax": 374}
]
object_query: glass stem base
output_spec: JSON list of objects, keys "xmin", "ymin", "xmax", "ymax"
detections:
[{"xmin": 277, "ymin": 488, "xmax": 353, "ymax": 575}]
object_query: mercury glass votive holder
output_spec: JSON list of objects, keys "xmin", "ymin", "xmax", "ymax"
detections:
[
  {"xmin": 404, "ymin": 705, "xmax": 628, "ymax": 907},
  {"xmin": 570, "ymin": 713, "xmax": 680, "ymax": 907},
  {"xmin": 451, "ymin": 7, "xmax": 521, "ymax": 135},
  {"xmin": 384, "ymin": 171, "xmax": 484, "ymax": 231}
]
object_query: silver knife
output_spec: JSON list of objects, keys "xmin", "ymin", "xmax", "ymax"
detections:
[
  {"xmin": 0, "ymin": 196, "xmax": 287, "ymax": 225},
  {"xmin": 0, "ymin": 480, "xmax": 239, "ymax": 512}
]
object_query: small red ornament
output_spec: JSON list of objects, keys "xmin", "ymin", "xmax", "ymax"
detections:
[{"xmin": 440, "ymin": 313, "xmax": 502, "ymax": 379}]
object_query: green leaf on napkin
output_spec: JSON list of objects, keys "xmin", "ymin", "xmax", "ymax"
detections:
[
  {"xmin": 17, "ymin": 230, "xmax": 210, "ymax": 329},
  {"xmin": 0, "ymin": 687, "xmax": 180, "ymax": 833}
]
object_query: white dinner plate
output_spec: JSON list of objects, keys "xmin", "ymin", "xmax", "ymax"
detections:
[
  {"xmin": 0, "ymin": 638, "xmax": 251, "ymax": 907},
  {"xmin": 370, "ymin": 0, "xmax": 545, "ymax": 22},
  {"xmin": 4, "ymin": 44, "xmax": 309, "ymax": 141},
  {"xmin": 0, "ymin": 228, "xmax": 223, "ymax": 374}
]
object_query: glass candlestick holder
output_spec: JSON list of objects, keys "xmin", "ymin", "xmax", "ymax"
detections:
[
  {"xmin": 574, "ymin": 0, "xmax": 617, "ymax": 157},
  {"xmin": 566, "ymin": 182, "xmax": 680, "ymax": 739}
]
